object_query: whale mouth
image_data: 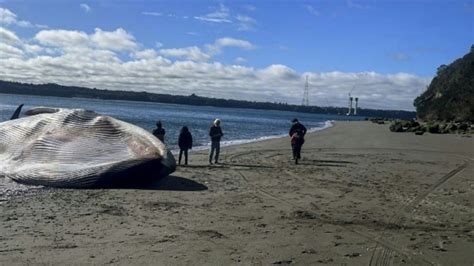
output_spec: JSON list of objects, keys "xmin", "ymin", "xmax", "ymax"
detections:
[{"xmin": 91, "ymin": 158, "xmax": 176, "ymax": 188}]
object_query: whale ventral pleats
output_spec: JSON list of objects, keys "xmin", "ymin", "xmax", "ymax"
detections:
[{"xmin": 0, "ymin": 107, "xmax": 176, "ymax": 188}]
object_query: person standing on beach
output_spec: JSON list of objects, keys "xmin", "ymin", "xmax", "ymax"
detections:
[
  {"xmin": 289, "ymin": 118, "xmax": 307, "ymax": 164},
  {"xmin": 178, "ymin": 126, "xmax": 193, "ymax": 165},
  {"xmin": 152, "ymin": 121, "xmax": 166, "ymax": 142},
  {"xmin": 209, "ymin": 119, "xmax": 223, "ymax": 164}
]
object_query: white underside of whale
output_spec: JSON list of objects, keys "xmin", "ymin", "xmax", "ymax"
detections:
[{"xmin": 0, "ymin": 108, "xmax": 176, "ymax": 188}]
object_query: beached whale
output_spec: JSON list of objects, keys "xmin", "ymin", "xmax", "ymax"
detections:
[{"xmin": 0, "ymin": 107, "xmax": 176, "ymax": 188}]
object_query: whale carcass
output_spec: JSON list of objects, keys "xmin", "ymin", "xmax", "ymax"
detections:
[{"xmin": 0, "ymin": 107, "xmax": 176, "ymax": 188}]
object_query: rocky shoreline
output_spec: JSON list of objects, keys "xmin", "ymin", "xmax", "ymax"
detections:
[{"xmin": 370, "ymin": 118, "xmax": 473, "ymax": 135}]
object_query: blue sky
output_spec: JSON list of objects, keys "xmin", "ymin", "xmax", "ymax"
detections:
[{"xmin": 1, "ymin": 0, "xmax": 473, "ymax": 110}]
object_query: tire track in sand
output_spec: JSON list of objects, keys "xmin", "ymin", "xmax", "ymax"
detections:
[
  {"xmin": 226, "ymin": 147, "xmax": 471, "ymax": 265},
  {"xmin": 368, "ymin": 161, "xmax": 469, "ymax": 266}
]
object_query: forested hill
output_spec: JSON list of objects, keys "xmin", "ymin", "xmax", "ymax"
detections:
[
  {"xmin": 414, "ymin": 46, "xmax": 474, "ymax": 121},
  {"xmin": 0, "ymin": 80, "xmax": 415, "ymax": 119}
]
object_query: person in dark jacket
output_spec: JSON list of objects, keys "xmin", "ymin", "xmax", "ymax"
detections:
[
  {"xmin": 289, "ymin": 118, "xmax": 307, "ymax": 164},
  {"xmin": 152, "ymin": 121, "xmax": 166, "ymax": 142},
  {"xmin": 178, "ymin": 126, "xmax": 193, "ymax": 165},
  {"xmin": 209, "ymin": 119, "xmax": 223, "ymax": 164}
]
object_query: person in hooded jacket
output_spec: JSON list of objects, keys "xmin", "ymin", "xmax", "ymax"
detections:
[
  {"xmin": 152, "ymin": 121, "xmax": 166, "ymax": 142},
  {"xmin": 178, "ymin": 126, "xmax": 193, "ymax": 165},
  {"xmin": 289, "ymin": 118, "xmax": 307, "ymax": 164}
]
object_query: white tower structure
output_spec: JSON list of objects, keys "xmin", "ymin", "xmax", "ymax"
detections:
[
  {"xmin": 354, "ymin": 97, "xmax": 358, "ymax": 115},
  {"xmin": 347, "ymin": 94, "xmax": 353, "ymax": 115}
]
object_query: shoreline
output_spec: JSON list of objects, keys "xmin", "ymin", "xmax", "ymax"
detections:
[
  {"xmin": 172, "ymin": 120, "xmax": 334, "ymax": 155},
  {"xmin": 1, "ymin": 121, "xmax": 473, "ymax": 264}
]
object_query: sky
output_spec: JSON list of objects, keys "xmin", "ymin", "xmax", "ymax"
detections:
[{"xmin": 0, "ymin": 0, "xmax": 473, "ymax": 111}]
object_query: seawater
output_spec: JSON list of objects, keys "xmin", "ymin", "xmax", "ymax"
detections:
[{"xmin": 0, "ymin": 93, "xmax": 362, "ymax": 151}]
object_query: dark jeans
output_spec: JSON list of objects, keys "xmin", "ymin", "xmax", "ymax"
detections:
[
  {"xmin": 292, "ymin": 143, "xmax": 302, "ymax": 161},
  {"xmin": 209, "ymin": 141, "xmax": 220, "ymax": 163},
  {"xmin": 179, "ymin": 149, "xmax": 189, "ymax": 165}
]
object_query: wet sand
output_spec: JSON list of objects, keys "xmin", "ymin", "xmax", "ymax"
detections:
[{"xmin": 1, "ymin": 121, "xmax": 473, "ymax": 265}]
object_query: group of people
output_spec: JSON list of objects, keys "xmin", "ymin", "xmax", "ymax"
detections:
[
  {"xmin": 152, "ymin": 119, "xmax": 223, "ymax": 165},
  {"xmin": 152, "ymin": 118, "xmax": 307, "ymax": 166}
]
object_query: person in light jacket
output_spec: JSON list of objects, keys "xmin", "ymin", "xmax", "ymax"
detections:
[{"xmin": 209, "ymin": 119, "xmax": 223, "ymax": 164}]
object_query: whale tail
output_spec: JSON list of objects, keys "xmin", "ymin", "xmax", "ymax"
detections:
[{"xmin": 10, "ymin": 104, "xmax": 24, "ymax": 120}]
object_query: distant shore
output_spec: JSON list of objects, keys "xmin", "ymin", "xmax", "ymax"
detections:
[
  {"xmin": 1, "ymin": 121, "xmax": 473, "ymax": 264},
  {"xmin": 0, "ymin": 79, "xmax": 417, "ymax": 119}
]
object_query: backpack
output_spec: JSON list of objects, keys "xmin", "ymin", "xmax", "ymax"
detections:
[{"xmin": 291, "ymin": 130, "xmax": 305, "ymax": 145}]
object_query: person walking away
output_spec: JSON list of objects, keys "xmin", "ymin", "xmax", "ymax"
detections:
[
  {"xmin": 152, "ymin": 121, "xmax": 166, "ymax": 142},
  {"xmin": 289, "ymin": 118, "xmax": 307, "ymax": 164},
  {"xmin": 178, "ymin": 126, "xmax": 193, "ymax": 165},
  {"xmin": 209, "ymin": 119, "xmax": 223, "ymax": 164},
  {"xmin": 290, "ymin": 130, "xmax": 305, "ymax": 164}
]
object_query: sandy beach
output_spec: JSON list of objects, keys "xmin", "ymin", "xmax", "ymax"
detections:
[{"xmin": 0, "ymin": 121, "xmax": 473, "ymax": 265}]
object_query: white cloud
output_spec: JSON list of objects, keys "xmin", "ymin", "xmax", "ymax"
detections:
[
  {"xmin": 194, "ymin": 4, "xmax": 232, "ymax": 23},
  {"xmin": 91, "ymin": 28, "xmax": 138, "ymax": 51},
  {"xmin": 155, "ymin": 42, "xmax": 163, "ymax": 48},
  {"xmin": 207, "ymin": 37, "xmax": 256, "ymax": 55},
  {"xmin": 347, "ymin": 0, "xmax": 370, "ymax": 9},
  {"xmin": 34, "ymin": 28, "xmax": 139, "ymax": 56},
  {"xmin": 142, "ymin": 11, "xmax": 162, "ymax": 16},
  {"xmin": 0, "ymin": 27, "xmax": 21, "ymax": 45},
  {"xmin": 214, "ymin": 37, "xmax": 255, "ymax": 50},
  {"xmin": 304, "ymin": 5, "xmax": 320, "ymax": 16},
  {"xmin": 235, "ymin": 57, "xmax": 247, "ymax": 64},
  {"xmin": 23, "ymin": 44, "xmax": 43, "ymax": 54},
  {"xmin": 0, "ymin": 7, "xmax": 47, "ymax": 28},
  {"xmin": 80, "ymin": 3, "xmax": 91, "ymax": 13},
  {"xmin": 258, "ymin": 64, "xmax": 300, "ymax": 81},
  {"xmin": 243, "ymin": 5, "xmax": 256, "ymax": 12},
  {"xmin": 159, "ymin": 46, "xmax": 211, "ymax": 62},
  {"xmin": 0, "ymin": 7, "xmax": 17, "ymax": 24},
  {"xmin": 236, "ymin": 15, "xmax": 257, "ymax": 31},
  {"xmin": 132, "ymin": 49, "xmax": 158, "ymax": 60},
  {"xmin": 0, "ymin": 27, "xmax": 429, "ymax": 111},
  {"xmin": 194, "ymin": 4, "xmax": 258, "ymax": 31},
  {"xmin": 389, "ymin": 52, "xmax": 410, "ymax": 61},
  {"xmin": 0, "ymin": 43, "xmax": 24, "ymax": 58},
  {"xmin": 157, "ymin": 37, "xmax": 255, "ymax": 62},
  {"xmin": 143, "ymin": 12, "xmax": 189, "ymax": 19},
  {"xmin": 35, "ymin": 29, "xmax": 90, "ymax": 48}
]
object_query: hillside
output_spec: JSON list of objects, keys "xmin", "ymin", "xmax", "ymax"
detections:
[{"xmin": 414, "ymin": 47, "xmax": 474, "ymax": 121}]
